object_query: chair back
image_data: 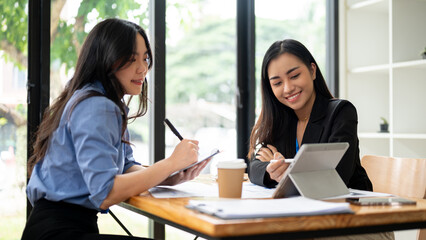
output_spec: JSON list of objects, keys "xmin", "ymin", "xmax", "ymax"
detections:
[{"xmin": 361, "ymin": 155, "xmax": 426, "ymax": 199}]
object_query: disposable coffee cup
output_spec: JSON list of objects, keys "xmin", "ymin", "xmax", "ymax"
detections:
[{"xmin": 217, "ymin": 159, "xmax": 246, "ymax": 198}]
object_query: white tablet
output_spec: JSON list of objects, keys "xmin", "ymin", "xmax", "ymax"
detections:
[{"xmin": 272, "ymin": 142, "xmax": 350, "ymax": 199}]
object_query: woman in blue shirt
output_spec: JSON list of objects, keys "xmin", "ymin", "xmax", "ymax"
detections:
[{"xmin": 22, "ymin": 18, "xmax": 206, "ymax": 240}]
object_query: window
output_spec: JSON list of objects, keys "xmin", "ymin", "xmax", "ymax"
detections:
[
  {"xmin": 0, "ymin": 0, "xmax": 28, "ymax": 238},
  {"xmin": 255, "ymin": 0, "xmax": 327, "ymax": 116},
  {"xmin": 165, "ymin": 0, "xmax": 237, "ymax": 176}
]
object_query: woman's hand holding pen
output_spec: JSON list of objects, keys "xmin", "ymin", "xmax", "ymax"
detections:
[
  {"xmin": 167, "ymin": 139, "xmax": 199, "ymax": 171},
  {"xmin": 161, "ymin": 119, "xmax": 211, "ymax": 185},
  {"xmin": 256, "ymin": 144, "xmax": 289, "ymax": 182},
  {"xmin": 159, "ymin": 139, "xmax": 205, "ymax": 186},
  {"xmin": 266, "ymin": 151, "xmax": 289, "ymax": 183},
  {"xmin": 163, "ymin": 119, "xmax": 199, "ymax": 171},
  {"xmin": 256, "ymin": 144, "xmax": 279, "ymax": 162}
]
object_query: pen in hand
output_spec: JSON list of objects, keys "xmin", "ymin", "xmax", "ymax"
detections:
[
  {"xmin": 164, "ymin": 118, "xmax": 200, "ymax": 174},
  {"xmin": 269, "ymin": 151, "xmax": 293, "ymax": 164},
  {"xmin": 164, "ymin": 118, "xmax": 183, "ymax": 141},
  {"xmin": 271, "ymin": 158, "xmax": 294, "ymax": 164}
]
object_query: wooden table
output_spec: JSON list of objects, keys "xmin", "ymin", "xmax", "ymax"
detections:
[{"xmin": 119, "ymin": 176, "xmax": 426, "ymax": 240}]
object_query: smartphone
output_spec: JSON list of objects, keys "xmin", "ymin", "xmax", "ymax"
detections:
[{"xmin": 345, "ymin": 197, "xmax": 416, "ymax": 206}]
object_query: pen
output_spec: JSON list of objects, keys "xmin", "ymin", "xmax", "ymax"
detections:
[
  {"xmin": 271, "ymin": 158, "xmax": 294, "ymax": 164},
  {"xmin": 164, "ymin": 118, "xmax": 183, "ymax": 141}
]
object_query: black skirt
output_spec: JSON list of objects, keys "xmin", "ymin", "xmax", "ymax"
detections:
[{"xmin": 21, "ymin": 198, "xmax": 150, "ymax": 240}]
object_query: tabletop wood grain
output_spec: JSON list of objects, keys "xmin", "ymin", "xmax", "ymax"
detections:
[{"xmin": 123, "ymin": 175, "xmax": 426, "ymax": 238}]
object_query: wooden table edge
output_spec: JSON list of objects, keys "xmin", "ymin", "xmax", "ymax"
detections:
[{"xmin": 119, "ymin": 195, "xmax": 426, "ymax": 238}]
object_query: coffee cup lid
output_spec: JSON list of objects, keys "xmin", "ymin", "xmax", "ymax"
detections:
[{"xmin": 217, "ymin": 159, "xmax": 246, "ymax": 169}]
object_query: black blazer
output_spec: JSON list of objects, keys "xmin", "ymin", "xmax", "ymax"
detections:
[{"xmin": 248, "ymin": 95, "xmax": 373, "ymax": 191}]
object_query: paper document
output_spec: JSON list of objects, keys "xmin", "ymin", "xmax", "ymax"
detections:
[
  {"xmin": 186, "ymin": 196, "xmax": 353, "ymax": 219},
  {"xmin": 149, "ymin": 181, "xmax": 276, "ymax": 198},
  {"xmin": 149, "ymin": 182, "xmax": 217, "ymax": 198},
  {"xmin": 241, "ymin": 182, "xmax": 275, "ymax": 198}
]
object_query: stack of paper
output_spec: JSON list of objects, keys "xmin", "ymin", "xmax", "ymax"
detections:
[
  {"xmin": 186, "ymin": 196, "xmax": 353, "ymax": 219},
  {"xmin": 149, "ymin": 182, "xmax": 275, "ymax": 198},
  {"xmin": 149, "ymin": 182, "xmax": 217, "ymax": 198}
]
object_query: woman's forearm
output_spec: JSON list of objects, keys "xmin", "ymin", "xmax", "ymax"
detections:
[
  {"xmin": 125, "ymin": 164, "xmax": 146, "ymax": 173},
  {"xmin": 100, "ymin": 158, "xmax": 175, "ymax": 209},
  {"xmin": 100, "ymin": 139, "xmax": 199, "ymax": 209}
]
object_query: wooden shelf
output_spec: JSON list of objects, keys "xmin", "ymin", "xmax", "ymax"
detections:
[
  {"xmin": 341, "ymin": 0, "xmax": 426, "ymax": 158},
  {"xmin": 394, "ymin": 134, "xmax": 426, "ymax": 140},
  {"xmin": 358, "ymin": 132, "xmax": 390, "ymax": 139},
  {"xmin": 359, "ymin": 133, "xmax": 426, "ymax": 140},
  {"xmin": 348, "ymin": 0, "xmax": 386, "ymax": 11},
  {"xmin": 392, "ymin": 59, "xmax": 426, "ymax": 69},
  {"xmin": 349, "ymin": 60, "xmax": 426, "ymax": 73},
  {"xmin": 349, "ymin": 64, "xmax": 389, "ymax": 74}
]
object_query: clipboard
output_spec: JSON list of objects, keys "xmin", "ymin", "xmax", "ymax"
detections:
[
  {"xmin": 186, "ymin": 197, "xmax": 353, "ymax": 219},
  {"xmin": 272, "ymin": 143, "xmax": 350, "ymax": 200},
  {"xmin": 170, "ymin": 148, "xmax": 221, "ymax": 177}
]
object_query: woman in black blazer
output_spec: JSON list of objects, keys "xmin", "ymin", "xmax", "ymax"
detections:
[{"xmin": 248, "ymin": 39, "xmax": 372, "ymax": 191}]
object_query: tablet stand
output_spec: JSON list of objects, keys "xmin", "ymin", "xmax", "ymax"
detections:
[{"xmin": 273, "ymin": 169, "xmax": 349, "ymax": 200}]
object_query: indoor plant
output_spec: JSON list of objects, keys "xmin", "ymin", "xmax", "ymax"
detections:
[{"xmin": 380, "ymin": 117, "xmax": 389, "ymax": 133}]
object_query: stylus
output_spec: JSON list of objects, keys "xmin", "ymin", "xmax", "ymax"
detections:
[{"xmin": 271, "ymin": 158, "xmax": 293, "ymax": 164}]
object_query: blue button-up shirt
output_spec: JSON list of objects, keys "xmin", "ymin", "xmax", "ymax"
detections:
[{"xmin": 27, "ymin": 81, "xmax": 140, "ymax": 211}]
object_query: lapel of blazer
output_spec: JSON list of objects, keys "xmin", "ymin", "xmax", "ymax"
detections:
[{"xmin": 302, "ymin": 95, "xmax": 328, "ymax": 144}]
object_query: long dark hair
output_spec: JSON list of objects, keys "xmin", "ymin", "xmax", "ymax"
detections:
[
  {"xmin": 28, "ymin": 18, "xmax": 153, "ymax": 174},
  {"xmin": 248, "ymin": 39, "xmax": 333, "ymax": 158}
]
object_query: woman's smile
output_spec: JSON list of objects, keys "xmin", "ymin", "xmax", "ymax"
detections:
[
  {"xmin": 115, "ymin": 34, "xmax": 149, "ymax": 95},
  {"xmin": 131, "ymin": 79, "xmax": 144, "ymax": 86},
  {"xmin": 286, "ymin": 91, "xmax": 302, "ymax": 103},
  {"xmin": 268, "ymin": 53, "xmax": 316, "ymax": 114}
]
